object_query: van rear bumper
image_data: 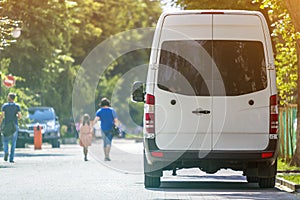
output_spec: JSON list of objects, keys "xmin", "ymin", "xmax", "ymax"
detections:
[
  {"xmin": 145, "ymin": 149, "xmax": 277, "ymax": 175},
  {"xmin": 146, "ymin": 149, "xmax": 277, "ymax": 164},
  {"xmin": 145, "ymin": 138, "xmax": 277, "ymax": 161},
  {"xmin": 144, "ymin": 139, "xmax": 278, "ymax": 175}
]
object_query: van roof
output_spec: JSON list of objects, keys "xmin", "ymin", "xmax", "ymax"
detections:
[{"xmin": 161, "ymin": 10, "xmax": 263, "ymax": 17}]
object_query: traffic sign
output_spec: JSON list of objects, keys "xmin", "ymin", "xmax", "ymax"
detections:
[{"xmin": 3, "ymin": 75, "xmax": 15, "ymax": 88}]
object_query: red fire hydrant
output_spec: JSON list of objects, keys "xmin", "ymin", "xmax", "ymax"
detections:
[{"xmin": 34, "ymin": 125, "xmax": 42, "ymax": 150}]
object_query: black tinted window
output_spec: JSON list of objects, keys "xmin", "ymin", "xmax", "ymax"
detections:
[{"xmin": 158, "ymin": 40, "xmax": 267, "ymax": 96}]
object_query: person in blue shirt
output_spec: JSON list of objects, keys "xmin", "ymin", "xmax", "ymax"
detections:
[
  {"xmin": 0, "ymin": 93, "xmax": 22, "ymax": 163},
  {"xmin": 94, "ymin": 98, "xmax": 118, "ymax": 161}
]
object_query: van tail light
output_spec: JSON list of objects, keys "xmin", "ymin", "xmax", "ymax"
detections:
[
  {"xmin": 270, "ymin": 95, "xmax": 278, "ymax": 134},
  {"xmin": 145, "ymin": 94, "xmax": 155, "ymax": 138},
  {"xmin": 261, "ymin": 95, "xmax": 278, "ymax": 159}
]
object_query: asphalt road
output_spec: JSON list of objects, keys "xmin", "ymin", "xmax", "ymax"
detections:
[{"xmin": 0, "ymin": 138, "xmax": 300, "ymax": 200}]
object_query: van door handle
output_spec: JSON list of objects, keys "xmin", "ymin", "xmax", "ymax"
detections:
[{"xmin": 192, "ymin": 110, "xmax": 210, "ymax": 114}]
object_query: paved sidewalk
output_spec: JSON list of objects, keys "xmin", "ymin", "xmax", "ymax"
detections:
[
  {"xmin": 0, "ymin": 143, "xmax": 138, "ymax": 199},
  {"xmin": 1, "ymin": 140, "xmax": 300, "ymax": 200}
]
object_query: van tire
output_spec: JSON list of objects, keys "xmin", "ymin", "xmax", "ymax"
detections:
[
  {"xmin": 144, "ymin": 174, "xmax": 161, "ymax": 188},
  {"xmin": 246, "ymin": 176, "xmax": 258, "ymax": 183},
  {"xmin": 258, "ymin": 176, "xmax": 275, "ymax": 188}
]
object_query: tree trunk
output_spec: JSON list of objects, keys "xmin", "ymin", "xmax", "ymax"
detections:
[
  {"xmin": 284, "ymin": 0, "xmax": 300, "ymax": 166},
  {"xmin": 291, "ymin": 39, "xmax": 300, "ymax": 166},
  {"xmin": 284, "ymin": 0, "xmax": 300, "ymax": 31}
]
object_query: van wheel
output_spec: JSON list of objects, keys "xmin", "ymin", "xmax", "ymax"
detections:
[
  {"xmin": 246, "ymin": 176, "xmax": 258, "ymax": 183},
  {"xmin": 258, "ymin": 176, "xmax": 275, "ymax": 188},
  {"xmin": 144, "ymin": 174, "xmax": 161, "ymax": 188}
]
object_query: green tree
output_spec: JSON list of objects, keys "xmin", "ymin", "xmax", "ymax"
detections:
[
  {"xmin": 0, "ymin": 0, "xmax": 37, "ymax": 115},
  {"xmin": 173, "ymin": 0, "xmax": 257, "ymax": 10},
  {"xmin": 72, "ymin": 0, "xmax": 161, "ymax": 129},
  {"xmin": 2, "ymin": 0, "xmax": 162, "ymax": 127},
  {"xmin": 253, "ymin": 0, "xmax": 299, "ymax": 105},
  {"xmin": 70, "ymin": 0, "xmax": 161, "ymax": 64},
  {"xmin": 0, "ymin": 0, "xmax": 22, "ymax": 50},
  {"xmin": 2, "ymin": 0, "xmax": 76, "ymax": 119},
  {"xmin": 279, "ymin": 0, "xmax": 300, "ymax": 166}
]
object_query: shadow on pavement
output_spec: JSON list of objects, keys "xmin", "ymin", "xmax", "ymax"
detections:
[
  {"xmin": 0, "ymin": 153, "xmax": 71, "ymax": 157},
  {"xmin": 159, "ymin": 181, "xmax": 259, "ymax": 190},
  {"xmin": 147, "ymin": 181, "xmax": 285, "ymax": 200}
]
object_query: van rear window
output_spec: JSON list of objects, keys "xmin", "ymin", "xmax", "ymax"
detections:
[{"xmin": 157, "ymin": 40, "xmax": 267, "ymax": 96}]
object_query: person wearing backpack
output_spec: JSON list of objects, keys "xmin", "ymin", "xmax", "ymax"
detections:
[{"xmin": 0, "ymin": 93, "xmax": 22, "ymax": 163}]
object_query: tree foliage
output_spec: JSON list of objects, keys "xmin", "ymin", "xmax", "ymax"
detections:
[
  {"xmin": 2, "ymin": 0, "xmax": 77, "ymax": 120},
  {"xmin": 254, "ymin": 0, "xmax": 299, "ymax": 105},
  {"xmin": 0, "ymin": 0, "xmax": 22, "ymax": 49},
  {"xmin": 173, "ymin": 0, "xmax": 257, "ymax": 10},
  {"xmin": 2, "ymin": 0, "xmax": 161, "ymax": 129}
]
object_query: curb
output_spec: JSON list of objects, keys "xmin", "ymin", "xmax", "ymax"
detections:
[{"xmin": 276, "ymin": 177, "xmax": 300, "ymax": 192}]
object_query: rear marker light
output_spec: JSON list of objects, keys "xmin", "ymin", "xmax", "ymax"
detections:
[
  {"xmin": 261, "ymin": 152, "xmax": 274, "ymax": 159},
  {"xmin": 151, "ymin": 152, "xmax": 164, "ymax": 158}
]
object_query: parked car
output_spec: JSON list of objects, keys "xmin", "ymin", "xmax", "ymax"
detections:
[
  {"xmin": 17, "ymin": 107, "xmax": 61, "ymax": 148},
  {"xmin": 132, "ymin": 10, "xmax": 278, "ymax": 188}
]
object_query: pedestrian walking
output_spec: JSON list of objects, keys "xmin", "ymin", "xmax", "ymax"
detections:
[
  {"xmin": 79, "ymin": 114, "xmax": 93, "ymax": 161},
  {"xmin": 94, "ymin": 98, "xmax": 118, "ymax": 161},
  {"xmin": 0, "ymin": 93, "xmax": 22, "ymax": 163}
]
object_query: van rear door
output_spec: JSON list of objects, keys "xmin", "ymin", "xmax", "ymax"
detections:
[
  {"xmin": 212, "ymin": 14, "xmax": 270, "ymax": 151},
  {"xmin": 154, "ymin": 14, "xmax": 214, "ymax": 151}
]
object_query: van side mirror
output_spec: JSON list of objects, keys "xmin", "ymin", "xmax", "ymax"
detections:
[{"xmin": 131, "ymin": 81, "xmax": 145, "ymax": 102}]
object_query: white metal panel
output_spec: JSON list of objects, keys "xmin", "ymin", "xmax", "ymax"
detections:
[
  {"xmin": 212, "ymin": 14, "xmax": 271, "ymax": 150},
  {"xmin": 160, "ymin": 14, "xmax": 212, "ymax": 41},
  {"xmin": 154, "ymin": 13, "xmax": 213, "ymax": 151},
  {"xmin": 213, "ymin": 15, "xmax": 265, "ymax": 41},
  {"xmin": 155, "ymin": 91, "xmax": 212, "ymax": 150},
  {"xmin": 212, "ymin": 91, "xmax": 270, "ymax": 150}
]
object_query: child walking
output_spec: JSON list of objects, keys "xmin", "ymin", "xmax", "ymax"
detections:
[{"xmin": 79, "ymin": 114, "xmax": 93, "ymax": 161}]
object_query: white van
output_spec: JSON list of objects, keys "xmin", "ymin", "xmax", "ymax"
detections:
[{"xmin": 132, "ymin": 10, "xmax": 278, "ymax": 188}]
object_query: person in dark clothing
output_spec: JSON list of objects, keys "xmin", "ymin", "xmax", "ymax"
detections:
[{"xmin": 0, "ymin": 93, "xmax": 22, "ymax": 163}]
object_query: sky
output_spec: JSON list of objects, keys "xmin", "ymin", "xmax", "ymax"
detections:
[{"xmin": 161, "ymin": 0, "xmax": 181, "ymax": 12}]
